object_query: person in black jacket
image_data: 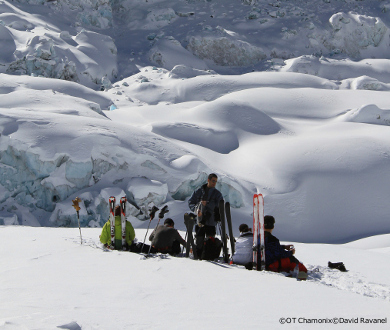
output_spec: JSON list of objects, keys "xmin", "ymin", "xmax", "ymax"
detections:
[
  {"xmin": 149, "ymin": 218, "xmax": 186, "ymax": 255},
  {"xmin": 188, "ymin": 173, "xmax": 223, "ymax": 257},
  {"xmin": 264, "ymin": 215, "xmax": 308, "ymax": 280}
]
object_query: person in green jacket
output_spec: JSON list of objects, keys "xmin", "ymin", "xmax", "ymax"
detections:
[{"xmin": 100, "ymin": 205, "xmax": 135, "ymax": 250}]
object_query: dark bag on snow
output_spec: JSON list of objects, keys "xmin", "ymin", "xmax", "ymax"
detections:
[
  {"xmin": 201, "ymin": 237, "xmax": 222, "ymax": 261},
  {"xmin": 328, "ymin": 261, "xmax": 347, "ymax": 272}
]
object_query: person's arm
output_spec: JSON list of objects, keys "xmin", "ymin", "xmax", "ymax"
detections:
[
  {"xmin": 126, "ymin": 221, "xmax": 136, "ymax": 245},
  {"xmin": 267, "ymin": 240, "xmax": 293, "ymax": 260},
  {"xmin": 276, "ymin": 241, "xmax": 293, "ymax": 259},
  {"xmin": 174, "ymin": 229, "xmax": 187, "ymax": 246},
  {"xmin": 99, "ymin": 221, "xmax": 110, "ymax": 245},
  {"xmin": 188, "ymin": 188, "xmax": 201, "ymax": 211}
]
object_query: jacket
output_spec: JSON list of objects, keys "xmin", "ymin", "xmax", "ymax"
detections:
[
  {"xmin": 264, "ymin": 231, "xmax": 292, "ymax": 266},
  {"xmin": 232, "ymin": 232, "xmax": 253, "ymax": 265},
  {"xmin": 188, "ymin": 184, "xmax": 223, "ymax": 226},
  {"xmin": 100, "ymin": 215, "xmax": 136, "ymax": 250}
]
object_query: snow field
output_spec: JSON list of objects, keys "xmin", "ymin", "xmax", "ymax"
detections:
[{"xmin": 0, "ymin": 226, "xmax": 389, "ymax": 329}]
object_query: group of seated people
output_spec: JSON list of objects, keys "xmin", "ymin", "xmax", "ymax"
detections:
[
  {"xmin": 99, "ymin": 205, "xmax": 185, "ymax": 255},
  {"xmin": 231, "ymin": 216, "xmax": 307, "ymax": 280},
  {"xmin": 99, "ymin": 206, "xmax": 307, "ymax": 279}
]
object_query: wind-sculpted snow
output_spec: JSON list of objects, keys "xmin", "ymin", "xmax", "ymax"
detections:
[
  {"xmin": 114, "ymin": 68, "xmax": 337, "ymax": 106},
  {"xmin": 282, "ymin": 56, "xmax": 390, "ymax": 84},
  {"xmin": 342, "ymin": 104, "xmax": 390, "ymax": 126},
  {"xmin": 150, "ymin": 100, "xmax": 280, "ymax": 153},
  {"xmin": 0, "ymin": 74, "xmax": 112, "ymax": 112},
  {"xmin": 152, "ymin": 122, "xmax": 239, "ymax": 154}
]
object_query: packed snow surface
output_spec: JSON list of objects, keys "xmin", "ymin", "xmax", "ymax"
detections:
[{"xmin": 0, "ymin": 226, "xmax": 389, "ymax": 329}]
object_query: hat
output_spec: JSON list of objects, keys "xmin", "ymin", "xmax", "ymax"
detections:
[
  {"xmin": 164, "ymin": 218, "xmax": 174, "ymax": 226},
  {"xmin": 239, "ymin": 223, "xmax": 250, "ymax": 233},
  {"xmin": 114, "ymin": 205, "xmax": 121, "ymax": 216}
]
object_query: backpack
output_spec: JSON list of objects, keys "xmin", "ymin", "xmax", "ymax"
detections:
[{"xmin": 201, "ymin": 237, "xmax": 222, "ymax": 261}]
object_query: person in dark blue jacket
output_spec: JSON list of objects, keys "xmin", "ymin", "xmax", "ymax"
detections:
[
  {"xmin": 264, "ymin": 215, "xmax": 308, "ymax": 280},
  {"xmin": 188, "ymin": 173, "xmax": 223, "ymax": 257}
]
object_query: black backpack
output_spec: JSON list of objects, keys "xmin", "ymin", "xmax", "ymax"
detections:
[{"xmin": 201, "ymin": 237, "xmax": 222, "ymax": 261}]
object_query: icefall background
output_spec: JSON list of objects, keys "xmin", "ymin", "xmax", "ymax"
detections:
[{"xmin": 0, "ymin": 0, "xmax": 390, "ymax": 244}]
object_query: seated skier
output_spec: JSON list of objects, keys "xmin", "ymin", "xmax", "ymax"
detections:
[
  {"xmin": 100, "ymin": 205, "xmax": 135, "ymax": 250},
  {"xmin": 149, "ymin": 218, "xmax": 186, "ymax": 256},
  {"xmin": 264, "ymin": 215, "xmax": 308, "ymax": 280},
  {"xmin": 231, "ymin": 223, "xmax": 253, "ymax": 270}
]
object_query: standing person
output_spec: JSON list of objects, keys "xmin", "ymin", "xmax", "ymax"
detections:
[
  {"xmin": 188, "ymin": 173, "xmax": 223, "ymax": 257},
  {"xmin": 264, "ymin": 215, "xmax": 308, "ymax": 280},
  {"xmin": 149, "ymin": 218, "xmax": 186, "ymax": 256},
  {"xmin": 100, "ymin": 205, "xmax": 135, "ymax": 250},
  {"xmin": 231, "ymin": 224, "xmax": 253, "ymax": 270}
]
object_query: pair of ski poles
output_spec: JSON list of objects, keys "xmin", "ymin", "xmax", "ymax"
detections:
[{"xmin": 141, "ymin": 205, "xmax": 169, "ymax": 254}]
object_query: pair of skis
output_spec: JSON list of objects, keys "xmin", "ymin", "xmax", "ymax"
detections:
[
  {"xmin": 218, "ymin": 200, "xmax": 235, "ymax": 263},
  {"xmin": 184, "ymin": 213, "xmax": 198, "ymax": 259},
  {"xmin": 253, "ymin": 193, "xmax": 265, "ymax": 271},
  {"xmin": 109, "ymin": 196, "xmax": 127, "ymax": 250}
]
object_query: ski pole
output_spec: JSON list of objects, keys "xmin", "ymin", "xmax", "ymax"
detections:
[
  {"xmin": 141, "ymin": 206, "xmax": 159, "ymax": 253},
  {"xmin": 72, "ymin": 197, "xmax": 83, "ymax": 244},
  {"xmin": 147, "ymin": 205, "xmax": 169, "ymax": 255}
]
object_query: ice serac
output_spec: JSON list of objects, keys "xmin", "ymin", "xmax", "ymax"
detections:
[
  {"xmin": 127, "ymin": 177, "xmax": 168, "ymax": 210},
  {"xmin": 187, "ymin": 35, "xmax": 267, "ymax": 67},
  {"xmin": 328, "ymin": 12, "xmax": 388, "ymax": 57}
]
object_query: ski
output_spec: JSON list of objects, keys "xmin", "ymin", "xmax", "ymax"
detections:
[
  {"xmin": 219, "ymin": 199, "xmax": 228, "ymax": 263},
  {"xmin": 109, "ymin": 196, "xmax": 116, "ymax": 249},
  {"xmin": 120, "ymin": 196, "xmax": 127, "ymax": 250},
  {"xmin": 253, "ymin": 193, "xmax": 265, "ymax": 271},
  {"xmin": 225, "ymin": 202, "xmax": 235, "ymax": 256},
  {"xmin": 184, "ymin": 213, "xmax": 198, "ymax": 259}
]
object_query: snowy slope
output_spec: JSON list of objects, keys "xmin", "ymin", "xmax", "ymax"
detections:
[
  {"xmin": 0, "ymin": 226, "xmax": 389, "ymax": 329},
  {"xmin": 1, "ymin": 1, "xmax": 390, "ymax": 329}
]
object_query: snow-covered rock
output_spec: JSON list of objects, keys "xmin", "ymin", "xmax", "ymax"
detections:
[{"xmin": 187, "ymin": 35, "xmax": 267, "ymax": 67}]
